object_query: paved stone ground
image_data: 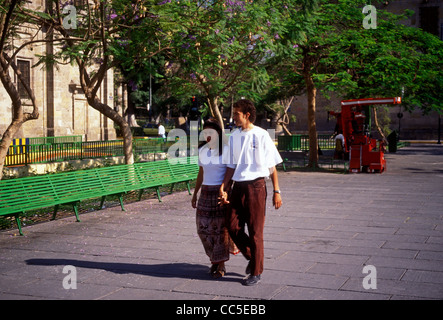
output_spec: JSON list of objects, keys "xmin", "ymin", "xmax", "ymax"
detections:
[{"xmin": 0, "ymin": 144, "xmax": 442, "ymax": 301}]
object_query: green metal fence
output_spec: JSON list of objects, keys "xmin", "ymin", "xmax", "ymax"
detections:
[
  {"xmin": 27, "ymin": 135, "xmax": 83, "ymax": 145},
  {"xmin": 5, "ymin": 134, "xmax": 338, "ymax": 167},
  {"xmin": 278, "ymin": 134, "xmax": 335, "ymax": 151},
  {"xmin": 3, "ymin": 137, "xmax": 174, "ymax": 167}
]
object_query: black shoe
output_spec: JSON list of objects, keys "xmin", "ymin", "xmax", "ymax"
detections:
[
  {"xmin": 245, "ymin": 261, "xmax": 252, "ymax": 275},
  {"xmin": 242, "ymin": 274, "xmax": 261, "ymax": 286}
]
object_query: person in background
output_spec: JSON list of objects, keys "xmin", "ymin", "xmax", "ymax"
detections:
[
  {"xmin": 158, "ymin": 123, "xmax": 166, "ymax": 139},
  {"xmin": 334, "ymin": 130, "xmax": 345, "ymax": 160}
]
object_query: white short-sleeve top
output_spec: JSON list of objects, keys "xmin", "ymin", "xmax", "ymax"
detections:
[
  {"xmin": 223, "ymin": 126, "xmax": 283, "ymax": 182},
  {"xmin": 198, "ymin": 144, "xmax": 229, "ymax": 186}
]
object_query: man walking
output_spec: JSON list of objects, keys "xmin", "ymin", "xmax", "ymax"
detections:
[
  {"xmin": 158, "ymin": 123, "xmax": 166, "ymax": 139},
  {"xmin": 219, "ymin": 99, "xmax": 283, "ymax": 286}
]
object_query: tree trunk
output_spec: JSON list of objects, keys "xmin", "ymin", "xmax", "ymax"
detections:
[
  {"xmin": 77, "ymin": 59, "xmax": 134, "ymax": 165},
  {"xmin": 303, "ymin": 59, "xmax": 319, "ymax": 168},
  {"xmin": 0, "ymin": 121, "xmax": 21, "ymax": 180},
  {"xmin": 125, "ymin": 88, "xmax": 139, "ymax": 127},
  {"xmin": 0, "ymin": 53, "xmax": 39, "ymax": 179},
  {"xmin": 277, "ymin": 97, "xmax": 294, "ymax": 136},
  {"xmin": 372, "ymin": 106, "xmax": 388, "ymax": 145},
  {"xmin": 126, "ymin": 112, "xmax": 139, "ymax": 127},
  {"xmin": 207, "ymin": 96, "xmax": 224, "ymax": 131},
  {"xmin": 281, "ymin": 123, "xmax": 292, "ymax": 136},
  {"xmin": 88, "ymin": 96, "xmax": 134, "ymax": 165}
]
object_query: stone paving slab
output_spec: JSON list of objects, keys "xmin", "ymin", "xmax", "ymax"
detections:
[{"xmin": 0, "ymin": 144, "xmax": 442, "ymax": 302}]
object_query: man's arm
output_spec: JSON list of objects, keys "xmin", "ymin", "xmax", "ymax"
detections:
[{"xmin": 270, "ymin": 167, "xmax": 282, "ymax": 209}]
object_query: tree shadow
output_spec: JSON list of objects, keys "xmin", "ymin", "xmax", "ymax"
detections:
[{"xmin": 25, "ymin": 258, "xmax": 243, "ymax": 282}]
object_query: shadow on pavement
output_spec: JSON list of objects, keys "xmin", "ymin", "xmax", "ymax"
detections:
[{"xmin": 25, "ymin": 258, "xmax": 244, "ymax": 282}]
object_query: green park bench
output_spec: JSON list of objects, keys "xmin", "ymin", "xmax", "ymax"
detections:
[
  {"xmin": 135, "ymin": 156, "xmax": 199, "ymax": 201},
  {"xmin": 0, "ymin": 156, "xmax": 199, "ymax": 235}
]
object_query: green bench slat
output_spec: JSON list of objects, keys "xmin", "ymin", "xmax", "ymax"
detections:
[{"xmin": 0, "ymin": 157, "xmax": 199, "ymax": 235}]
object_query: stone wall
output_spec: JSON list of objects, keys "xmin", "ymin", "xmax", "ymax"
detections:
[{"xmin": 0, "ymin": 0, "xmax": 117, "ymax": 142}]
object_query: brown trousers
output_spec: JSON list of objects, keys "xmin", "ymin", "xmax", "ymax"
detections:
[{"xmin": 227, "ymin": 178, "xmax": 267, "ymax": 276}]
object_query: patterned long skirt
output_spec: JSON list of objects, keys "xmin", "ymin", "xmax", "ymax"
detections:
[{"xmin": 196, "ymin": 185, "xmax": 239, "ymax": 264}]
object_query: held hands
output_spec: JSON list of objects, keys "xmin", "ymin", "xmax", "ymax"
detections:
[
  {"xmin": 196, "ymin": 184, "xmax": 281, "ymax": 209},
  {"xmin": 216, "ymin": 188, "xmax": 282, "ymax": 208},
  {"xmin": 218, "ymin": 191, "xmax": 229, "ymax": 206},
  {"xmin": 218, "ymin": 186, "xmax": 229, "ymax": 206},
  {"xmin": 193, "ymin": 189, "xmax": 229, "ymax": 208}
]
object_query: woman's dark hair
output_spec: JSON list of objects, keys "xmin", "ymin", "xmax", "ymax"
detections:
[
  {"xmin": 233, "ymin": 99, "xmax": 256, "ymax": 123},
  {"xmin": 198, "ymin": 118, "xmax": 224, "ymax": 155}
]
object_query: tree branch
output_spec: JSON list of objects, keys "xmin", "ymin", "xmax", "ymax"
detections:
[{"xmin": 0, "ymin": 0, "xmax": 18, "ymax": 57}]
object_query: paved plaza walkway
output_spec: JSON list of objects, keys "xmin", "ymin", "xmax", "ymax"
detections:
[{"xmin": 0, "ymin": 144, "xmax": 442, "ymax": 301}]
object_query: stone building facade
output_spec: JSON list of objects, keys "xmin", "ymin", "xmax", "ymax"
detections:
[{"xmin": 0, "ymin": 0, "xmax": 117, "ymax": 142}]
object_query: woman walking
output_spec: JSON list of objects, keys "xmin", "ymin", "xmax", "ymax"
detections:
[{"xmin": 191, "ymin": 119, "xmax": 238, "ymax": 278}]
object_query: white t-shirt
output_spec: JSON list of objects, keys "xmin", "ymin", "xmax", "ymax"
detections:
[
  {"xmin": 158, "ymin": 124, "xmax": 166, "ymax": 136},
  {"xmin": 198, "ymin": 144, "xmax": 229, "ymax": 185},
  {"xmin": 223, "ymin": 126, "xmax": 282, "ymax": 182},
  {"xmin": 335, "ymin": 133, "xmax": 344, "ymax": 145}
]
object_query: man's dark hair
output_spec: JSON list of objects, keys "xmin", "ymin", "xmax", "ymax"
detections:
[{"xmin": 233, "ymin": 99, "xmax": 256, "ymax": 123}]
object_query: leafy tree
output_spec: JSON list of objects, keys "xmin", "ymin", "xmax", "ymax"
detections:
[
  {"xmin": 276, "ymin": 0, "xmax": 442, "ymax": 167},
  {"xmin": 158, "ymin": 0, "xmax": 288, "ymax": 127},
  {"xmin": 18, "ymin": 0, "xmax": 173, "ymax": 165},
  {"xmin": 0, "ymin": 0, "xmax": 40, "ymax": 179},
  {"xmin": 322, "ymin": 6, "xmax": 443, "ymax": 113}
]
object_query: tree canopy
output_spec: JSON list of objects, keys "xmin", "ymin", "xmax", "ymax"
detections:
[
  {"xmin": 153, "ymin": 0, "xmax": 292, "ymax": 126},
  {"xmin": 264, "ymin": 0, "xmax": 442, "ymax": 165},
  {"xmin": 1, "ymin": 0, "xmax": 441, "ymax": 176}
]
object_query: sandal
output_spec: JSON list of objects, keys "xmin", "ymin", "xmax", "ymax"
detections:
[
  {"xmin": 211, "ymin": 264, "xmax": 226, "ymax": 279},
  {"xmin": 210, "ymin": 264, "xmax": 218, "ymax": 274}
]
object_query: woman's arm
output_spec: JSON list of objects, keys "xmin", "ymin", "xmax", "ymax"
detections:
[{"xmin": 191, "ymin": 166, "xmax": 204, "ymax": 208}]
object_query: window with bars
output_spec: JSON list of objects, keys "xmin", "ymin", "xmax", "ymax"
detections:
[{"xmin": 16, "ymin": 59, "xmax": 31, "ymax": 100}]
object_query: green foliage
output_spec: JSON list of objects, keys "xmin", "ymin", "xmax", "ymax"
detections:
[
  {"xmin": 158, "ymin": 0, "xmax": 288, "ymax": 105},
  {"xmin": 322, "ymin": 6, "xmax": 441, "ymax": 109},
  {"xmin": 9, "ymin": 0, "xmax": 442, "ymax": 120},
  {"xmin": 271, "ymin": 0, "xmax": 442, "ymax": 114}
]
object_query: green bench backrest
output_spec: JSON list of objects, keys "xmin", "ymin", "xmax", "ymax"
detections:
[
  {"xmin": 167, "ymin": 156, "xmax": 199, "ymax": 182},
  {"xmin": 0, "ymin": 157, "xmax": 199, "ymax": 216},
  {"xmin": 134, "ymin": 160, "xmax": 174, "ymax": 187},
  {"xmin": 0, "ymin": 175, "xmax": 57, "ymax": 214}
]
